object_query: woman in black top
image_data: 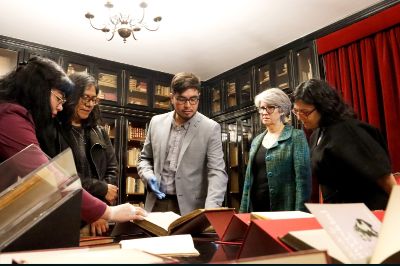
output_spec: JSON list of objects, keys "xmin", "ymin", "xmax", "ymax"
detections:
[
  {"xmin": 59, "ymin": 72, "xmax": 119, "ymax": 206},
  {"xmin": 292, "ymin": 79, "xmax": 396, "ymax": 210}
]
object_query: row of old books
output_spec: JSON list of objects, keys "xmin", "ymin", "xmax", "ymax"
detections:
[
  {"xmin": 155, "ymin": 84, "xmax": 170, "ymax": 96},
  {"xmin": 97, "ymin": 90, "xmax": 117, "ymax": 101},
  {"xmin": 127, "ymin": 148, "xmax": 140, "ymax": 167},
  {"xmin": 126, "ymin": 176, "xmax": 145, "ymax": 195},
  {"xmin": 127, "ymin": 96, "xmax": 147, "ymax": 105},
  {"xmin": 227, "ymin": 82, "xmax": 236, "ymax": 95},
  {"xmin": 154, "ymin": 100, "xmax": 170, "ymax": 109},
  {"xmin": 98, "ymin": 73, "xmax": 117, "ymax": 89},
  {"xmin": 128, "ymin": 126, "xmax": 145, "ymax": 140},
  {"xmin": 129, "ymin": 79, "xmax": 148, "ymax": 93}
]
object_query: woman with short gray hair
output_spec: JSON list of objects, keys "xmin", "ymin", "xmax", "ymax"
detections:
[
  {"xmin": 240, "ymin": 88, "xmax": 312, "ymax": 212},
  {"xmin": 254, "ymin": 88, "xmax": 292, "ymax": 123}
]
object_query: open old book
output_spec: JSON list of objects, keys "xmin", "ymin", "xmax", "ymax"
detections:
[
  {"xmin": 280, "ymin": 185, "xmax": 400, "ymax": 264},
  {"xmin": 133, "ymin": 207, "xmax": 235, "ymax": 237}
]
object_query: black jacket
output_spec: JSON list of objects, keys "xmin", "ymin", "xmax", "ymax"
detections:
[
  {"xmin": 310, "ymin": 119, "xmax": 391, "ymax": 210},
  {"xmin": 60, "ymin": 124, "xmax": 119, "ymax": 203},
  {"xmin": 85, "ymin": 125, "xmax": 119, "ymax": 199}
]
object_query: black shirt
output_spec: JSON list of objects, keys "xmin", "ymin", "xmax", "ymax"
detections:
[{"xmin": 250, "ymin": 144, "xmax": 270, "ymax": 211}]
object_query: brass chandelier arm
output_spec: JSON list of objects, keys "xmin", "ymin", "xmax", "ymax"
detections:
[
  {"xmin": 142, "ymin": 20, "xmax": 161, "ymax": 31},
  {"xmin": 85, "ymin": 13, "xmax": 109, "ymax": 32},
  {"xmin": 106, "ymin": 30, "xmax": 116, "ymax": 41},
  {"xmin": 138, "ymin": 4, "xmax": 146, "ymax": 24}
]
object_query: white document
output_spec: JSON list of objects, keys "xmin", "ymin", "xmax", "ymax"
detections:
[
  {"xmin": 306, "ymin": 203, "xmax": 381, "ymax": 264},
  {"xmin": 0, "ymin": 246, "xmax": 169, "ymax": 264},
  {"xmin": 370, "ymin": 185, "xmax": 400, "ymax": 264},
  {"xmin": 285, "ymin": 229, "xmax": 352, "ymax": 264},
  {"xmin": 119, "ymin": 234, "xmax": 199, "ymax": 257},
  {"xmin": 251, "ymin": 211, "xmax": 314, "ymax": 220},
  {"xmin": 284, "ymin": 185, "xmax": 400, "ymax": 264}
]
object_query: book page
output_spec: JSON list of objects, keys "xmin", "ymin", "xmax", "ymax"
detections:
[
  {"xmin": 370, "ymin": 185, "xmax": 400, "ymax": 264},
  {"xmin": 0, "ymin": 246, "xmax": 171, "ymax": 264},
  {"xmin": 120, "ymin": 234, "xmax": 200, "ymax": 257},
  {"xmin": 283, "ymin": 229, "xmax": 351, "ymax": 264},
  {"xmin": 251, "ymin": 211, "xmax": 314, "ymax": 220},
  {"xmin": 306, "ymin": 203, "xmax": 381, "ymax": 264},
  {"xmin": 142, "ymin": 211, "xmax": 181, "ymax": 231}
]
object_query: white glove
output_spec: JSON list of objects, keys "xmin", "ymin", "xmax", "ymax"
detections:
[{"xmin": 107, "ymin": 203, "xmax": 147, "ymax": 222}]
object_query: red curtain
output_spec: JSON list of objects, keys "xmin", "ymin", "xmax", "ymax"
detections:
[{"xmin": 321, "ymin": 25, "xmax": 400, "ymax": 172}]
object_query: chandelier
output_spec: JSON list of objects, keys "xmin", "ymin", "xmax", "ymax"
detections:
[{"xmin": 85, "ymin": 1, "xmax": 162, "ymax": 43}]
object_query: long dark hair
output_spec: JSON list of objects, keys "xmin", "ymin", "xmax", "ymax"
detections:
[
  {"xmin": 59, "ymin": 72, "xmax": 101, "ymax": 129},
  {"xmin": 293, "ymin": 79, "xmax": 356, "ymax": 127},
  {"xmin": 0, "ymin": 56, "xmax": 73, "ymax": 133}
]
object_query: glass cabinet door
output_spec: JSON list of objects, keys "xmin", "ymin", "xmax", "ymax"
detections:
[
  {"xmin": 257, "ymin": 64, "xmax": 271, "ymax": 93},
  {"xmin": 154, "ymin": 83, "xmax": 171, "ymax": 110},
  {"xmin": 296, "ymin": 47, "xmax": 313, "ymax": 84},
  {"xmin": 97, "ymin": 70, "xmax": 118, "ymax": 102},
  {"xmin": 101, "ymin": 118, "xmax": 117, "ymax": 146},
  {"xmin": 227, "ymin": 122, "xmax": 240, "ymax": 211},
  {"xmin": 225, "ymin": 78, "xmax": 237, "ymax": 109},
  {"xmin": 238, "ymin": 71, "xmax": 251, "ymax": 105},
  {"xmin": 274, "ymin": 56, "xmax": 290, "ymax": 90},
  {"xmin": 211, "ymin": 85, "xmax": 222, "ymax": 114},
  {"xmin": 66, "ymin": 62, "xmax": 89, "ymax": 75},
  {"xmin": 24, "ymin": 48, "xmax": 59, "ymax": 63},
  {"xmin": 123, "ymin": 119, "xmax": 147, "ymax": 207},
  {"xmin": 240, "ymin": 117, "xmax": 253, "ymax": 173},
  {"xmin": 99, "ymin": 115, "xmax": 121, "ymax": 203},
  {"xmin": 127, "ymin": 75, "xmax": 148, "ymax": 106},
  {"xmin": 0, "ymin": 47, "xmax": 19, "ymax": 77}
]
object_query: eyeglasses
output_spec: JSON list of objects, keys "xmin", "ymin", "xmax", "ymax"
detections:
[
  {"xmin": 291, "ymin": 108, "xmax": 316, "ymax": 118},
  {"xmin": 81, "ymin": 95, "xmax": 100, "ymax": 105},
  {"xmin": 51, "ymin": 90, "xmax": 66, "ymax": 105},
  {"xmin": 175, "ymin": 96, "xmax": 200, "ymax": 105},
  {"xmin": 257, "ymin": 105, "xmax": 279, "ymax": 114}
]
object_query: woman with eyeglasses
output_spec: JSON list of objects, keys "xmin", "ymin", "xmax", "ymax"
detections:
[
  {"xmin": 293, "ymin": 79, "xmax": 396, "ymax": 210},
  {"xmin": 239, "ymin": 88, "xmax": 311, "ymax": 213},
  {"xmin": 0, "ymin": 57, "xmax": 146, "ymax": 234},
  {"xmin": 57, "ymin": 72, "xmax": 121, "ymax": 234}
]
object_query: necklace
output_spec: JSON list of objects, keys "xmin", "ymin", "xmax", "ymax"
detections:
[{"xmin": 71, "ymin": 126, "xmax": 87, "ymax": 145}]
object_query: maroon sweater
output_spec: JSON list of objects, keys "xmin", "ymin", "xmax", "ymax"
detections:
[{"xmin": 0, "ymin": 103, "xmax": 106, "ymax": 223}]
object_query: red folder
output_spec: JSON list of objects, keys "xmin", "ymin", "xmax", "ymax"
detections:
[
  {"xmin": 373, "ymin": 210, "xmax": 385, "ymax": 221},
  {"xmin": 237, "ymin": 217, "xmax": 322, "ymax": 259},
  {"xmin": 204, "ymin": 209, "xmax": 236, "ymax": 240},
  {"xmin": 219, "ymin": 213, "xmax": 251, "ymax": 243}
]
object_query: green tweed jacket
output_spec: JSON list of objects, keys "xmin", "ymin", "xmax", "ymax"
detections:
[{"xmin": 239, "ymin": 125, "xmax": 311, "ymax": 212}]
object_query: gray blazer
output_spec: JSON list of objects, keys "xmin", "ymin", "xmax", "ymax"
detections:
[{"xmin": 138, "ymin": 111, "xmax": 228, "ymax": 215}]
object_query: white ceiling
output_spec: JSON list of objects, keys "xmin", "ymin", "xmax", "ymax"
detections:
[{"xmin": 0, "ymin": 0, "xmax": 381, "ymax": 81}]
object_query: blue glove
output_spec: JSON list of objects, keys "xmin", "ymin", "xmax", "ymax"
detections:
[{"xmin": 148, "ymin": 176, "xmax": 165, "ymax": 199}]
